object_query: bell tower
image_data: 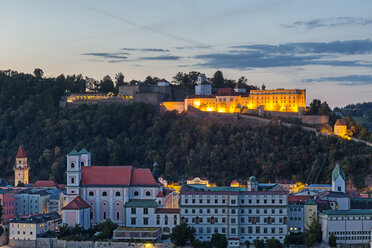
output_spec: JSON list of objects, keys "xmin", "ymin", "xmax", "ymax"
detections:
[{"xmin": 14, "ymin": 146, "xmax": 29, "ymax": 186}]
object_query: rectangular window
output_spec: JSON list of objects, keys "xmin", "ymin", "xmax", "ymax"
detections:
[
  {"xmin": 131, "ymin": 208, "xmax": 136, "ymax": 214},
  {"xmin": 199, "ymin": 227, "xmax": 203, "ymax": 234},
  {"xmin": 248, "ymin": 226, "xmax": 252, "ymax": 233},
  {"xmin": 207, "ymin": 227, "xmax": 211, "ymax": 234},
  {"xmin": 131, "ymin": 218, "xmax": 136, "ymax": 225},
  {"xmin": 143, "ymin": 208, "xmax": 148, "ymax": 215},
  {"xmin": 143, "ymin": 218, "xmax": 148, "ymax": 225},
  {"xmin": 231, "ymin": 199, "xmax": 236, "ymax": 204},
  {"xmin": 222, "ymin": 228, "xmax": 226, "ymax": 233},
  {"xmin": 231, "ymin": 218, "xmax": 236, "ymax": 224},
  {"xmin": 185, "ymin": 199, "xmax": 188, "ymax": 204},
  {"xmin": 231, "ymin": 228, "xmax": 236, "ymax": 234},
  {"xmin": 264, "ymin": 228, "xmax": 267, "ymax": 233},
  {"xmin": 271, "ymin": 228, "xmax": 275, "ymax": 233},
  {"xmin": 256, "ymin": 227, "xmax": 260, "ymax": 233},
  {"xmin": 241, "ymin": 228, "xmax": 245, "ymax": 233}
]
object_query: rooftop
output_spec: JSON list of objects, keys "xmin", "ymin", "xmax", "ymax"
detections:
[
  {"xmin": 321, "ymin": 209, "xmax": 372, "ymax": 216},
  {"xmin": 33, "ymin": 180, "xmax": 57, "ymax": 188},
  {"xmin": 16, "ymin": 146, "xmax": 27, "ymax": 159},
  {"xmin": 208, "ymin": 186, "xmax": 247, "ymax": 192},
  {"xmin": 332, "ymin": 163, "xmax": 345, "ymax": 181},
  {"xmin": 124, "ymin": 199, "xmax": 157, "ymax": 208},
  {"xmin": 335, "ymin": 119, "xmax": 346, "ymax": 126},
  {"xmin": 155, "ymin": 208, "xmax": 180, "ymax": 214},
  {"xmin": 62, "ymin": 196, "xmax": 90, "ymax": 210},
  {"xmin": 116, "ymin": 227, "xmax": 160, "ymax": 232},
  {"xmin": 10, "ymin": 212, "xmax": 60, "ymax": 224}
]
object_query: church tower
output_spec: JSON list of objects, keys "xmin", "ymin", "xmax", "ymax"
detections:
[
  {"xmin": 66, "ymin": 150, "xmax": 82, "ymax": 203},
  {"xmin": 332, "ymin": 163, "xmax": 345, "ymax": 193},
  {"xmin": 14, "ymin": 146, "xmax": 29, "ymax": 186}
]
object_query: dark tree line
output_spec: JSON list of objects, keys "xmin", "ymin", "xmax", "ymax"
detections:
[{"xmin": 0, "ymin": 70, "xmax": 371, "ymax": 188}]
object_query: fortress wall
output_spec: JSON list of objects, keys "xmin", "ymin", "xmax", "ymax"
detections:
[{"xmin": 300, "ymin": 115, "xmax": 329, "ymax": 125}]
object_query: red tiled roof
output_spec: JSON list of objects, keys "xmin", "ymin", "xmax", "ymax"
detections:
[
  {"xmin": 81, "ymin": 166, "xmax": 132, "ymax": 186},
  {"xmin": 80, "ymin": 166, "xmax": 157, "ymax": 186},
  {"xmin": 155, "ymin": 208, "xmax": 180, "ymax": 214},
  {"xmin": 288, "ymin": 195, "xmax": 311, "ymax": 203},
  {"xmin": 217, "ymin": 88, "xmax": 236, "ymax": 96},
  {"xmin": 62, "ymin": 196, "xmax": 90, "ymax": 210},
  {"xmin": 156, "ymin": 191, "xmax": 165, "ymax": 197},
  {"xmin": 16, "ymin": 146, "xmax": 27, "ymax": 158},
  {"xmin": 131, "ymin": 168, "xmax": 158, "ymax": 185},
  {"xmin": 335, "ymin": 119, "xmax": 346, "ymax": 126},
  {"xmin": 33, "ymin": 181, "xmax": 56, "ymax": 188}
]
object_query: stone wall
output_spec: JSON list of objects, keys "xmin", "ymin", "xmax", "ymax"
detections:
[
  {"xmin": 300, "ymin": 115, "xmax": 329, "ymax": 125},
  {"xmin": 9, "ymin": 239, "xmax": 37, "ymax": 248}
]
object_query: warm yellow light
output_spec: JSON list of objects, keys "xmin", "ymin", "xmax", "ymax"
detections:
[
  {"xmin": 207, "ymin": 107, "xmax": 213, "ymax": 112},
  {"xmin": 144, "ymin": 243, "xmax": 154, "ymax": 248},
  {"xmin": 218, "ymin": 109, "xmax": 224, "ymax": 113},
  {"xmin": 194, "ymin": 101, "xmax": 200, "ymax": 106}
]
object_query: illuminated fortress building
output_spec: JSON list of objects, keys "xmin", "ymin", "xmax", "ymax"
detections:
[{"xmin": 163, "ymin": 75, "xmax": 306, "ymax": 114}]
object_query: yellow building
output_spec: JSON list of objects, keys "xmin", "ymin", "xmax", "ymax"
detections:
[
  {"xmin": 304, "ymin": 199, "xmax": 317, "ymax": 230},
  {"xmin": 182, "ymin": 86, "xmax": 306, "ymax": 114},
  {"xmin": 186, "ymin": 177, "xmax": 211, "ymax": 186},
  {"xmin": 334, "ymin": 119, "xmax": 347, "ymax": 137},
  {"xmin": 14, "ymin": 146, "xmax": 29, "ymax": 186}
]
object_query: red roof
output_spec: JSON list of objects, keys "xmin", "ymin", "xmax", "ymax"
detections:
[
  {"xmin": 81, "ymin": 166, "xmax": 157, "ymax": 186},
  {"xmin": 131, "ymin": 168, "xmax": 158, "ymax": 185},
  {"xmin": 33, "ymin": 180, "xmax": 57, "ymax": 188},
  {"xmin": 155, "ymin": 208, "xmax": 180, "ymax": 214},
  {"xmin": 335, "ymin": 119, "xmax": 346, "ymax": 126},
  {"xmin": 62, "ymin": 196, "xmax": 90, "ymax": 210},
  {"xmin": 288, "ymin": 195, "xmax": 311, "ymax": 204},
  {"xmin": 16, "ymin": 146, "xmax": 27, "ymax": 158},
  {"xmin": 156, "ymin": 191, "xmax": 165, "ymax": 197},
  {"xmin": 217, "ymin": 88, "xmax": 236, "ymax": 96}
]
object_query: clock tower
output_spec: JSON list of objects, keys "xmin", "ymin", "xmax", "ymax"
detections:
[{"xmin": 14, "ymin": 146, "xmax": 29, "ymax": 186}]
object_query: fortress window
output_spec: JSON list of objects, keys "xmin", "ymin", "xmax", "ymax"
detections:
[
  {"xmin": 102, "ymin": 191, "xmax": 107, "ymax": 197},
  {"xmin": 89, "ymin": 191, "xmax": 94, "ymax": 196},
  {"xmin": 71, "ymin": 163, "xmax": 75, "ymax": 168},
  {"xmin": 116, "ymin": 192, "xmax": 121, "ymax": 197},
  {"xmin": 134, "ymin": 191, "xmax": 139, "ymax": 196},
  {"xmin": 145, "ymin": 191, "xmax": 151, "ymax": 196}
]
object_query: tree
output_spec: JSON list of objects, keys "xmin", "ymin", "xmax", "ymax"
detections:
[
  {"xmin": 170, "ymin": 223, "xmax": 195, "ymax": 246},
  {"xmin": 284, "ymin": 235, "xmax": 290, "ymax": 248},
  {"xmin": 253, "ymin": 239, "xmax": 265, "ymax": 248},
  {"xmin": 267, "ymin": 238, "xmax": 282, "ymax": 248},
  {"xmin": 245, "ymin": 240, "xmax": 250, "ymax": 248},
  {"xmin": 144, "ymin": 76, "xmax": 157, "ymax": 85},
  {"xmin": 211, "ymin": 233, "xmax": 227, "ymax": 248},
  {"xmin": 99, "ymin": 75, "xmax": 115, "ymax": 93},
  {"xmin": 328, "ymin": 233, "xmax": 337, "ymax": 248},
  {"xmin": 114, "ymin": 73, "xmax": 125, "ymax": 94},
  {"xmin": 307, "ymin": 213, "xmax": 322, "ymax": 243},
  {"xmin": 211, "ymin": 70, "xmax": 224, "ymax": 88},
  {"xmin": 33, "ymin": 68, "xmax": 44, "ymax": 79},
  {"xmin": 261, "ymin": 84, "xmax": 266, "ymax": 90},
  {"xmin": 95, "ymin": 219, "xmax": 118, "ymax": 239},
  {"xmin": 309, "ymin": 99, "xmax": 321, "ymax": 115}
]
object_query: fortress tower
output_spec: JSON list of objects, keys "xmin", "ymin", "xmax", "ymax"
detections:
[{"xmin": 14, "ymin": 146, "xmax": 29, "ymax": 186}]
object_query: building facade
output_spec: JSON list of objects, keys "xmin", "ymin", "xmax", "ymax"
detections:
[
  {"xmin": 0, "ymin": 189, "xmax": 15, "ymax": 225},
  {"xmin": 320, "ymin": 210, "xmax": 372, "ymax": 245},
  {"xmin": 180, "ymin": 183, "xmax": 288, "ymax": 244},
  {"xmin": 195, "ymin": 74, "xmax": 212, "ymax": 96},
  {"xmin": 14, "ymin": 189, "xmax": 51, "ymax": 216}
]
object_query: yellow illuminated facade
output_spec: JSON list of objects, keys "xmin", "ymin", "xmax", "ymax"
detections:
[
  {"xmin": 334, "ymin": 119, "xmax": 348, "ymax": 138},
  {"xmin": 183, "ymin": 89, "xmax": 306, "ymax": 113}
]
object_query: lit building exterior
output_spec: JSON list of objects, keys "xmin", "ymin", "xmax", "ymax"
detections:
[
  {"xmin": 195, "ymin": 74, "xmax": 212, "ymax": 95},
  {"xmin": 334, "ymin": 119, "xmax": 347, "ymax": 137},
  {"xmin": 9, "ymin": 213, "xmax": 60, "ymax": 241},
  {"xmin": 14, "ymin": 189, "xmax": 51, "ymax": 216},
  {"xmin": 179, "ymin": 179, "xmax": 288, "ymax": 245},
  {"xmin": 288, "ymin": 204, "xmax": 304, "ymax": 233},
  {"xmin": 320, "ymin": 209, "xmax": 372, "ymax": 245},
  {"xmin": 14, "ymin": 146, "xmax": 29, "ymax": 186}
]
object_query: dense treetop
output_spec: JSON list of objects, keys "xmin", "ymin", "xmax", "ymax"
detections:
[{"xmin": 0, "ymin": 70, "xmax": 371, "ymax": 188}]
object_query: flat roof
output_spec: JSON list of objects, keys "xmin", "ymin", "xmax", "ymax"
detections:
[
  {"xmin": 116, "ymin": 227, "xmax": 160, "ymax": 232},
  {"xmin": 321, "ymin": 209, "xmax": 372, "ymax": 216}
]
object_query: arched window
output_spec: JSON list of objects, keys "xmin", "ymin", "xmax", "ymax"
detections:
[
  {"xmin": 115, "ymin": 192, "xmax": 121, "ymax": 197},
  {"xmin": 116, "ymin": 212, "xmax": 120, "ymax": 220},
  {"xmin": 89, "ymin": 191, "xmax": 94, "ymax": 196},
  {"xmin": 90, "ymin": 212, "xmax": 93, "ymax": 219},
  {"xmin": 134, "ymin": 191, "xmax": 139, "ymax": 196},
  {"xmin": 103, "ymin": 212, "xmax": 106, "ymax": 220},
  {"xmin": 71, "ymin": 177, "xmax": 75, "ymax": 184},
  {"xmin": 81, "ymin": 161, "xmax": 85, "ymax": 167},
  {"xmin": 102, "ymin": 191, "xmax": 107, "ymax": 197},
  {"xmin": 71, "ymin": 163, "xmax": 75, "ymax": 168},
  {"xmin": 146, "ymin": 191, "xmax": 151, "ymax": 196}
]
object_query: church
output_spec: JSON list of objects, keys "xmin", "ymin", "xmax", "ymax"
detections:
[{"xmin": 62, "ymin": 149, "xmax": 179, "ymax": 232}]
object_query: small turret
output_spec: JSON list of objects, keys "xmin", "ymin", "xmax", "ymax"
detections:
[{"xmin": 247, "ymin": 176, "xmax": 258, "ymax": 191}]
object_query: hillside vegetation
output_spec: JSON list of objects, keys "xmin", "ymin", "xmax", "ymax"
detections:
[{"xmin": 0, "ymin": 70, "xmax": 371, "ymax": 188}]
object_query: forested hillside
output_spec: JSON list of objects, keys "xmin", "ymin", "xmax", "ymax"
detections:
[{"xmin": 0, "ymin": 70, "xmax": 371, "ymax": 189}]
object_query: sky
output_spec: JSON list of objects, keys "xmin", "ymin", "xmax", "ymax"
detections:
[{"xmin": 1, "ymin": 0, "xmax": 372, "ymax": 107}]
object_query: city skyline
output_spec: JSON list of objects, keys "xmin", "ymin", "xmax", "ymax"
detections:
[{"xmin": 1, "ymin": 0, "xmax": 372, "ymax": 107}]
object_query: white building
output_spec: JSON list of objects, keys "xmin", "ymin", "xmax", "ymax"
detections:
[
  {"xmin": 14, "ymin": 189, "xmax": 51, "ymax": 216},
  {"xmin": 195, "ymin": 74, "xmax": 212, "ymax": 95},
  {"xmin": 180, "ymin": 178, "xmax": 288, "ymax": 246},
  {"xmin": 332, "ymin": 163, "xmax": 345, "ymax": 193},
  {"xmin": 9, "ymin": 212, "xmax": 60, "ymax": 241},
  {"xmin": 320, "ymin": 209, "xmax": 372, "ymax": 245}
]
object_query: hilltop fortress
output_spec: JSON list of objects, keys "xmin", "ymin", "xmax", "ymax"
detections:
[{"xmin": 162, "ymin": 74, "xmax": 306, "ymax": 117}]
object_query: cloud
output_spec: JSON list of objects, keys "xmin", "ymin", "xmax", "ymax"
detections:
[
  {"xmin": 303, "ymin": 75, "xmax": 372, "ymax": 86},
  {"xmin": 175, "ymin": 45, "xmax": 212, "ymax": 50},
  {"xmin": 81, "ymin": 52, "xmax": 129, "ymax": 59},
  {"xmin": 140, "ymin": 55, "xmax": 181, "ymax": 60},
  {"xmin": 195, "ymin": 39, "xmax": 372, "ymax": 69},
  {"xmin": 121, "ymin": 48, "xmax": 170, "ymax": 52},
  {"xmin": 283, "ymin": 17, "xmax": 372, "ymax": 29}
]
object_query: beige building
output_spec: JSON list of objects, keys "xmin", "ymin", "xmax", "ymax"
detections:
[
  {"xmin": 304, "ymin": 199, "xmax": 317, "ymax": 230},
  {"xmin": 9, "ymin": 213, "xmax": 61, "ymax": 241},
  {"xmin": 334, "ymin": 119, "xmax": 347, "ymax": 137}
]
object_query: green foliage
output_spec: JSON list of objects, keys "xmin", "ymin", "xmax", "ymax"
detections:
[
  {"xmin": 328, "ymin": 233, "xmax": 337, "ymax": 248},
  {"xmin": 170, "ymin": 223, "xmax": 195, "ymax": 246},
  {"xmin": 211, "ymin": 233, "xmax": 227, "ymax": 248},
  {"xmin": 244, "ymin": 240, "xmax": 250, "ymax": 248},
  {"xmin": 95, "ymin": 219, "xmax": 118, "ymax": 240},
  {"xmin": 100, "ymin": 75, "xmax": 115, "ymax": 93},
  {"xmin": 266, "ymin": 238, "xmax": 282, "ymax": 248},
  {"xmin": 0, "ymin": 70, "xmax": 371, "ymax": 186},
  {"xmin": 253, "ymin": 239, "xmax": 265, "ymax": 248},
  {"xmin": 57, "ymin": 224, "xmax": 96, "ymax": 241},
  {"xmin": 309, "ymin": 99, "xmax": 331, "ymax": 115},
  {"xmin": 284, "ymin": 232, "xmax": 305, "ymax": 246},
  {"xmin": 211, "ymin": 70, "xmax": 225, "ymax": 89},
  {"xmin": 192, "ymin": 239, "xmax": 202, "ymax": 248},
  {"xmin": 0, "ymin": 226, "xmax": 3, "ymax": 236},
  {"xmin": 305, "ymin": 213, "xmax": 322, "ymax": 246},
  {"xmin": 17, "ymin": 181, "xmax": 25, "ymax": 187}
]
